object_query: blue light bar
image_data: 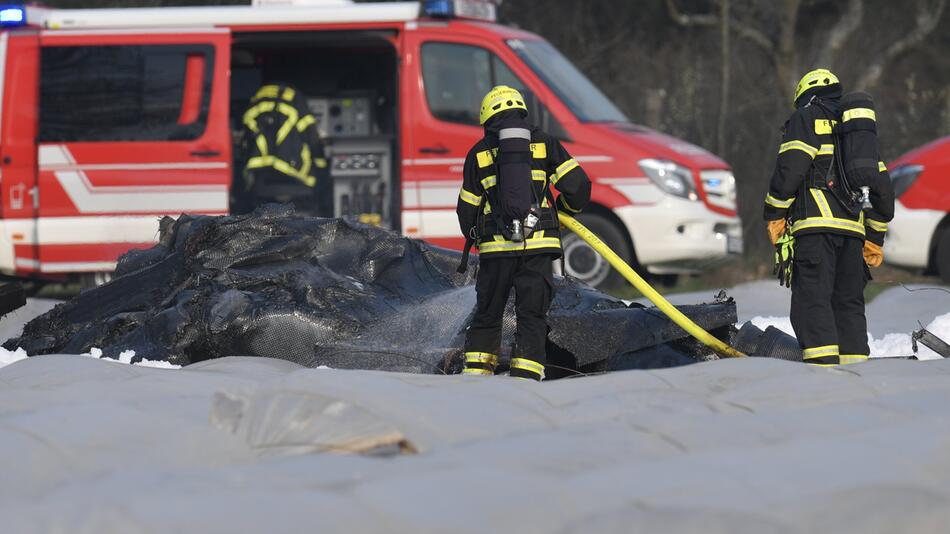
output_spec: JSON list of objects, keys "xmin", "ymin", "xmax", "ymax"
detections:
[
  {"xmin": 0, "ymin": 5, "xmax": 24, "ymax": 27},
  {"xmin": 422, "ymin": 0, "xmax": 496, "ymax": 22}
]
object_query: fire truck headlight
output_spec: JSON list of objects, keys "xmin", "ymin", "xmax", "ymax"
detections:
[{"xmin": 639, "ymin": 158, "xmax": 698, "ymax": 201}]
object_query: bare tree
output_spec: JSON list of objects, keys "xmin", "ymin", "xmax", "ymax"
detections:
[{"xmin": 856, "ymin": 0, "xmax": 947, "ymax": 90}]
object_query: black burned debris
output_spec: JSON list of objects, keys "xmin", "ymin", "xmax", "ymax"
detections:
[{"xmin": 5, "ymin": 205, "xmax": 739, "ymax": 377}]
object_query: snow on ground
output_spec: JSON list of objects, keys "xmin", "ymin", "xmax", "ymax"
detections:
[
  {"xmin": 638, "ymin": 280, "xmax": 950, "ymax": 338},
  {"xmin": 751, "ymin": 312, "xmax": 950, "ymax": 360},
  {"xmin": 639, "ymin": 280, "xmax": 950, "ymax": 359}
]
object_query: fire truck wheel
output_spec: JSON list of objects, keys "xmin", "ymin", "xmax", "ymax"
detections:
[
  {"xmin": 936, "ymin": 228, "xmax": 950, "ymax": 284},
  {"xmin": 560, "ymin": 213, "xmax": 634, "ymax": 291}
]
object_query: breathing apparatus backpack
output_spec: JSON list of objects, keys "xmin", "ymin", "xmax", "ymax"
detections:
[
  {"xmin": 487, "ymin": 117, "xmax": 540, "ymax": 242},
  {"xmin": 812, "ymin": 92, "xmax": 881, "ymax": 215}
]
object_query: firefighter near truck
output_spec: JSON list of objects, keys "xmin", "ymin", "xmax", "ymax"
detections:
[{"xmin": 0, "ymin": 0, "xmax": 741, "ymax": 290}]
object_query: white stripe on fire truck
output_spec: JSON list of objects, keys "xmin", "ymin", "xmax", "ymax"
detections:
[
  {"xmin": 402, "ymin": 181, "xmax": 463, "ymax": 209},
  {"xmin": 3, "ymin": 216, "xmax": 164, "ymax": 245},
  {"xmin": 41, "ymin": 162, "xmax": 228, "ymax": 171},
  {"xmin": 14, "ymin": 258, "xmax": 39, "ymax": 270},
  {"xmin": 38, "ymin": 145, "xmax": 227, "ymax": 173},
  {"xmin": 39, "ymin": 145, "xmax": 228, "ymax": 213},
  {"xmin": 402, "ymin": 155, "xmax": 612, "ymax": 166},
  {"xmin": 402, "ymin": 158, "xmax": 466, "ymax": 166},
  {"xmin": 31, "ymin": 261, "xmax": 119, "ymax": 273},
  {"xmin": 39, "ymin": 28, "xmax": 230, "ymax": 37},
  {"xmin": 55, "ymin": 171, "xmax": 228, "ymax": 213},
  {"xmin": 402, "ymin": 209, "xmax": 462, "ymax": 239},
  {"xmin": 574, "ymin": 155, "xmax": 613, "ymax": 163}
]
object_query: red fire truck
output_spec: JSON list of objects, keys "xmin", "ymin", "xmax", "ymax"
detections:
[
  {"xmin": 0, "ymin": 0, "xmax": 740, "ymax": 289},
  {"xmin": 884, "ymin": 136, "xmax": 950, "ymax": 282}
]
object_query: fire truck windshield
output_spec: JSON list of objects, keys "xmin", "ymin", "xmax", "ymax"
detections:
[{"xmin": 507, "ymin": 38, "xmax": 628, "ymax": 123}]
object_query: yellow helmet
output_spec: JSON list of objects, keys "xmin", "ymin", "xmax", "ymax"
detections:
[
  {"xmin": 479, "ymin": 85, "xmax": 527, "ymax": 125},
  {"xmin": 794, "ymin": 68, "xmax": 840, "ymax": 105}
]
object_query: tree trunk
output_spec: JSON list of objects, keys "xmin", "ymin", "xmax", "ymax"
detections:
[{"xmin": 717, "ymin": 0, "xmax": 731, "ymax": 155}]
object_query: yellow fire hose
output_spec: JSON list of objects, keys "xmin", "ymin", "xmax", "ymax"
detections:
[{"xmin": 558, "ymin": 212, "xmax": 746, "ymax": 358}]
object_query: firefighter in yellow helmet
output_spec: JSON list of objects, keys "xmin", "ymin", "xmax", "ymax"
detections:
[
  {"xmin": 764, "ymin": 69, "xmax": 894, "ymax": 366},
  {"xmin": 456, "ymin": 85, "xmax": 591, "ymax": 380},
  {"xmin": 237, "ymin": 83, "xmax": 333, "ymax": 216}
]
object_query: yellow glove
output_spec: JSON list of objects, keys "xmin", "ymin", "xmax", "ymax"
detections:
[
  {"xmin": 767, "ymin": 219, "xmax": 787, "ymax": 246},
  {"xmin": 863, "ymin": 241, "xmax": 883, "ymax": 267}
]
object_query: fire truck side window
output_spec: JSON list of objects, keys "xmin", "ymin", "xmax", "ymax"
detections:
[
  {"xmin": 39, "ymin": 45, "xmax": 214, "ymax": 142},
  {"xmin": 422, "ymin": 42, "xmax": 527, "ymax": 126},
  {"xmin": 421, "ymin": 42, "xmax": 490, "ymax": 125}
]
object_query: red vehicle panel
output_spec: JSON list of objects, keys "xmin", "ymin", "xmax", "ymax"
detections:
[{"xmin": 0, "ymin": 2, "xmax": 742, "ymax": 289}]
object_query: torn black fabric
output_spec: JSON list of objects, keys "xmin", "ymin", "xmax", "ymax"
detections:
[{"xmin": 5, "ymin": 205, "xmax": 738, "ymax": 376}]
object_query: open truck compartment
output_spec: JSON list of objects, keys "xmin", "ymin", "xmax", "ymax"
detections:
[{"xmin": 230, "ymin": 31, "xmax": 400, "ymax": 228}]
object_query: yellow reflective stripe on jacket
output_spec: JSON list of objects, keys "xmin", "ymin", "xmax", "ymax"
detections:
[
  {"xmin": 510, "ymin": 357, "xmax": 545, "ymax": 377},
  {"xmin": 275, "ymin": 102, "xmax": 299, "ymax": 145},
  {"xmin": 459, "ymin": 188, "xmax": 481, "ymax": 206},
  {"xmin": 478, "ymin": 236, "xmax": 561, "ymax": 254},
  {"xmin": 810, "ymin": 188, "xmax": 834, "ymax": 218},
  {"xmin": 481, "ymin": 175, "xmax": 497, "ymax": 189},
  {"xmin": 559, "ymin": 194, "xmax": 581, "ymax": 213},
  {"xmin": 532, "ymin": 169, "xmax": 547, "ymax": 181},
  {"xmin": 282, "ymin": 86, "xmax": 296, "ymax": 102},
  {"xmin": 296, "ymin": 114, "xmax": 316, "ymax": 132},
  {"xmin": 843, "ymin": 108, "xmax": 876, "ymax": 122},
  {"xmin": 765, "ymin": 193, "xmax": 794, "ymax": 209},
  {"xmin": 803, "ymin": 345, "xmax": 839, "ymax": 359},
  {"xmin": 779, "ymin": 140, "xmax": 818, "ymax": 158},
  {"xmin": 530, "ymin": 143, "xmax": 546, "ymax": 159},
  {"xmin": 476, "ymin": 150, "xmax": 494, "ymax": 168},
  {"xmin": 252, "ymin": 85, "xmax": 280, "ymax": 101},
  {"xmin": 816, "ymin": 144, "xmax": 834, "ymax": 156},
  {"xmin": 839, "ymin": 354, "xmax": 869, "ymax": 365},
  {"xmin": 791, "ymin": 217, "xmax": 865, "ymax": 236},
  {"xmin": 299, "ymin": 143, "xmax": 312, "ymax": 179},
  {"xmin": 551, "ymin": 158, "xmax": 579, "ymax": 185},
  {"xmin": 254, "ymin": 134, "xmax": 269, "ymax": 158},
  {"xmin": 246, "ymin": 156, "xmax": 317, "ymax": 187},
  {"xmin": 878, "ymin": 161, "xmax": 887, "ymax": 172},
  {"xmin": 243, "ymin": 101, "xmax": 276, "ymax": 132},
  {"xmin": 866, "ymin": 218, "xmax": 888, "ymax": 232}
]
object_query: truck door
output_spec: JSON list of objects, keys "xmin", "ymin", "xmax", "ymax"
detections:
[
  {"xmin": 0, "ymin": 31, "xmax": 40, "ymax": 276},
  {"xmin": 35, "ymin": 29, "xmax": 231, "ymax": 275},
  {"xmin": 402, "ymin": 32, "xmax": 535, "ymax": 249}
]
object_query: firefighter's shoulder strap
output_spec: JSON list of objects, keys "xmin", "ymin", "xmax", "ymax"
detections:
[{"xmin": 457, "ymin": 236, "xmax": 475, "ymax": 274}]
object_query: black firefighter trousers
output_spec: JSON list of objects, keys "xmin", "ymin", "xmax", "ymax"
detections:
[
  {"xmin": 790, "ymin": 233, "xmax": 870, "ymax": 365},
  {"xmin": 463, "ymin": 253, "xmax": 554, "ymax": 380}
]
